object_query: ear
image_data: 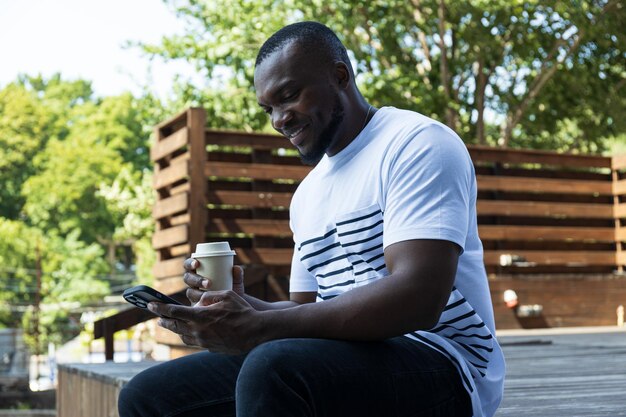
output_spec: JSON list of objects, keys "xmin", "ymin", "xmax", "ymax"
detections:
[{"xmin": 333, "ymin": 61, "xmax": 351, "ymax": 89}]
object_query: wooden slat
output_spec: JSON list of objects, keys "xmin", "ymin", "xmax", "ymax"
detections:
[
  {"xmin": 477, "ymin": 175, "xmax": 613, "ymax": 195},
  {"xmin": 208, "ymin": 190, "xmax": 293, "ymax": 208},
  {"xmin": 151, "ymin": 127, "xmax": 188, "ymax": 162},
  {"xmin": 170, "ymin": 182, "xmax": 191, "ymax": 196},
  {"xmin": 170, "ymin": 151, "xmax": 191, "ymax": 165},
  {"xmin": 170, "ymin": 213, "xmax": 191, "ymax": 226},
  {"xmin": 206, "ymin": 130, "xmax": 288, "ymax": 150},
  {"xmin": 477, "ymin": 200, "xmax": 613, "ymax": 219},
  {"xmin": 153, "ymin": 256, "xmax": 186, "ymax": 279},
  {"xmin": 170, "ymin": 243, "xmax": 191, "ymax": 257},
  {"xmin": 468, "ymin": 145, "xmax": 612, "ymax": 168},
  {"xmin": 153, "ymin": 193, "xmax": 188, "ymax": 219},
  {"xmin": 483, "ymin": 250, "xmax": 616, "ymax": 266},
  {"xmin": 616, "ymin": 251, "xmax": 626, "ymax": 265},
  {"xmin": 153, "ymin": 159, "xmax": 188, "ymax": 190},
  {"xmin": 155, "ymin": 275, "xmax": 188, "ymax": 295},
  {"xmin": 611, "ymin": 154, "xmax": 626, "ymax": 170},
  {"xmin": 93, "ymin": 307, "xmax": 153, "ymax": 339},
  {"xmin": 479, "ymin": 225, "xmax": 615, "ymax": 242},
  {"xmin": 206, "ymin": 161, "xmax": 310, "ymax": 181},
  {"xmin": 614, "ymin": 203, "xmax": 626, "ymax": 218},
  {"xmin": 615, "ymin": 227, "xmax": 626, "ymax": 242},
  {"xmin": 612, "ymin": 178, "xmax": 626, "ymax": 196},
  {"xmin": 152, "ymin": 225, "xmax": 188, "ymax": 250},
  {"xmin": 209, "ymin": 219, "xmax": 291, "ymax": 236},
  {"xmin": 204, "ymin": 134, "xmax": 617, "ymax": 169},
  {"xmin": 234, "ymin": 247, "xmax": 293, "ymax": 266},
  {"xmin": 156, "ymin": 107, "xmax": 191, "ymax": 130}
]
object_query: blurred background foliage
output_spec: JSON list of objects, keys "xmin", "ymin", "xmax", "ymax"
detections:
[{"xmin": 0, "ymin": 0, "xmax": 624, "ymax": 350}]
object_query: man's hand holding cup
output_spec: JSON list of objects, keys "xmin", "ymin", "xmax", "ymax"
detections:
[{"xmin": 183, "ymin": 242, "xmax": 244, "ymax": 305}]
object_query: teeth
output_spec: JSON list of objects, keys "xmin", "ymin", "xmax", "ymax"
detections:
[{"xmin": 288, "ymin": 126, "xmax": 304, "ymax": 139}]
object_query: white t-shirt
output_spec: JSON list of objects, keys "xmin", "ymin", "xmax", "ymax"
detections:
[{"xmin": 288, "ymin": 107, "xmax": 505, "ymax": 417}]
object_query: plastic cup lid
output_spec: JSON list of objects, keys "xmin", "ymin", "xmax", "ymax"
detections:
[{"xmin": 192, "ymin": 242, "xmax": 236, "ymax": 257}]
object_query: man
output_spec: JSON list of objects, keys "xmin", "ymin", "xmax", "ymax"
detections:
[{"xmin": 119, "ymin": 21, "xmax": 504, "ymax": 417}]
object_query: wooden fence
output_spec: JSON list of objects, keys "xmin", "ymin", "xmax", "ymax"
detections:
[{"xmin": 138, "ymin": 107, "xmax": 626, "ymax": 352}]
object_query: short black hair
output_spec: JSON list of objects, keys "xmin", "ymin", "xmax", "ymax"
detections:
[{"xmin": 255, "ymin": 21, "xmax": 353, "ymax": 76}]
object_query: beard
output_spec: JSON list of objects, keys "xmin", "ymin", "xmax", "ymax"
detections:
[{"xmin": 299, "ymin": 95, "xmax": 345, "ymax": 166}]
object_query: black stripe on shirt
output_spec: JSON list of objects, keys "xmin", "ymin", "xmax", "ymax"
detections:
[
  {"xmin": 318, "ymin": 278, "xmax": 355, "ymax": 290},
  {"xmin": 308, "ymin": 253, "xmax": 350, "ymax": 272},
  {"xmin": 443, "ymin": 298, "xmax": 467, "ymax": 311},
  {"xmin": 317, "ymin": 292, "xmax": 339, "ymax": 301},
  {"xmin": 353, "ymin": 252, "xmax": 385, "ymax": 267},
  {"xmin": 299, "ymin": 228, "xmax": 337, "ymax": 250},
  {"xmin": 300, "ymin": 242, "xmax": 341, "ymax": 262},
  {"xmin": 308, "ymin": 243, "xmax": 383, "ymax": 272},
  {"xmin": 470, "ymin": 362, "xmax": 488, "ymax": 369},
  {"xmin": 354, "ymin": 263, "xmax": 387, "ymax": 276},
  {"xmin": 440, "ymin": 310, "xmax": 477, "ymax": 325},
  {"xmin": 340, "ymin": 231, "xmax": 384, "ymax": 248},
  {"xmin": 337, "ymin": 219, "xmax": 384, "ymax": 237},
  {"xmin": 350, "ymin": 245, "xmax": 385, "ymax": 266},
  {"xmin": 456, "ymin": 342, "xmax": 489, "ymax": 363},
  {"xmin": 316, "ymin": 266, "xmax": 354, "ymax": 279},
  {"xmin": 431, "ymin": 321, "xmax": 486, "ymax": 334},
  {"xmin": 336, "ymin": 209, "xmax": 382, "ymax": 226},
  {"xmin": 449, "ymin": 332, "xmax": 493, "ymax": 341},
  {"xmin": 470, "ymin": 343, "xmax": 494, "ymax": 352}
]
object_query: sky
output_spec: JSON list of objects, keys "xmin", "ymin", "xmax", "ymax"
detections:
[{"xmin": 0, "ymin": 0, "xmax": 198, "ymax": 98}]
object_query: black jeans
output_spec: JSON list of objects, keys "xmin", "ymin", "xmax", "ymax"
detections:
[{"xmin": 118, "ymin": 337, "xmax": 471, "ymax": 417}]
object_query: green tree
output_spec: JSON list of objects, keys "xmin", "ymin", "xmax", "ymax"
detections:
[
  {"xmin": 0, "ymin": 219, "xmax": 109, "ymax": 350},
  {"xmin": 72, "ymin": 93, "xmax": 155, "ymax": 172},
  {"xmin": 22, "ymin": 133, "xmax": 123, "ymax": 244},
  {"xmin": 0, "ymin": 75, "xmax": 95, "ymax": 219},
  {"xmin": 0, "ymin": 75, "xmax": 166, "ymax": 348},
  {"xmin": 98, "ymin": 166, "xmax": 156, "ymax": 282},
  {"xmin": 141, "ymin": 0, "xmax": 626, "ymax": 151}
]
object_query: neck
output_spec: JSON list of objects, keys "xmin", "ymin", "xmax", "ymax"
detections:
[{"xmin": 325, "ymin": 100, "xmax": 375, "ymax": 157}]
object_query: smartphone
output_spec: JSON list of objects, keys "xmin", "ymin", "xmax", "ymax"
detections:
[{"xmin": 123, "ymin": 285, "xmax": 183, "ymax": 311}]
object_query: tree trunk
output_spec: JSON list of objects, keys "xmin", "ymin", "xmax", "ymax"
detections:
[
  {"xmin": 437, "ymin": 0, "xmax": 458, "ymax": 130},
  {"xmin": 475, "ymin": 58, "xmax": 488, "ymax": 145}
]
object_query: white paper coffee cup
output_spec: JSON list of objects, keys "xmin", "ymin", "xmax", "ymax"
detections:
[{"xmin": 191, "ymin": 242, "xmax": 236, "ymax": 291}]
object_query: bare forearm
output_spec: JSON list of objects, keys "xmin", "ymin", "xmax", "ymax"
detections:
[
  {"xmin": 260, "ymin": 274, "xmax": 448, "ymax": 342},
  {"xmin": 243, "ymin": 294, "xmax": 300, "ymax": 311}
]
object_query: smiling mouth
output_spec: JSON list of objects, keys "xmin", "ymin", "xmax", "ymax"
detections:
[{"xmin": 285, "ymin": 125, "xmax": 309, "ymax": 146}]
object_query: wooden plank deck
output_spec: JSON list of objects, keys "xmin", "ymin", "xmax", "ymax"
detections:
[
  {"xmin": 58, "ymin": 327, "xmax": 626, "ymax": 417},
  {"xmin": 497, "ymin": 326, "xmax": 626, "ymax": 416}
]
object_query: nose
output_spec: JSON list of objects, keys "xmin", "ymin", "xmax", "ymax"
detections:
[{"xmin": 271, "ymin": 108, "xmax": 293, "ymax": 132}]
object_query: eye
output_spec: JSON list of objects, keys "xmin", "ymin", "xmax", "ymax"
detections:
[
  {"xmin": 261, "ymin": 106, "xmax": 272, "ymax": 115},
  {"xmin": 283, "ymin": 90, "xmax": 299, "ymax": 102}
]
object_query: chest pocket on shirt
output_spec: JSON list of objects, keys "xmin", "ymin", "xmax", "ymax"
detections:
[{"xmin": 335, "ymin": 203, "xmax": 388, "ymax": 284}]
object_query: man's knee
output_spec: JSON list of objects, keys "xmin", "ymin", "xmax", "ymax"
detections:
[
  {"xmin": 238, "ymin": 339, "xmax": 299, "ymax": 381},
  {"xmin": 236, "ymin": 339, "xmax": 318, "ymax": 416},
  {"xmin": 117, "ymin": 365, "xmax": 164, "ymax": 416}
]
